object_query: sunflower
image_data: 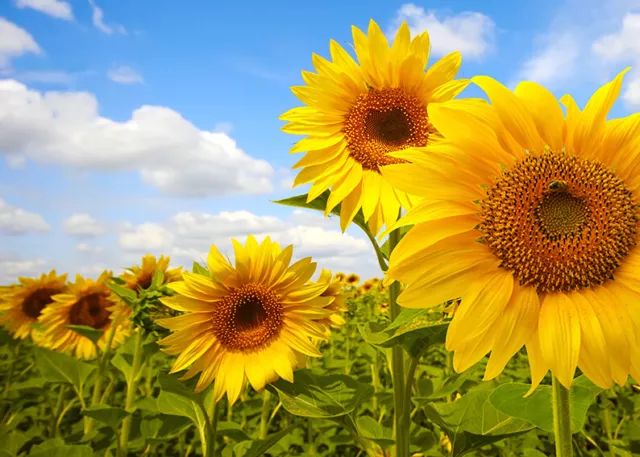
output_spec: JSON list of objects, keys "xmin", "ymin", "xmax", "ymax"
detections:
[
  {"xmin": 361, "ymin": 280, "xmax": 375, "ymax": 293},
  {"xmin": 39, "ymin": 272, "xmax": 131, "ymax": 360},
  {"xmin": 313, "ymin": 269, "xmax": 348, "ymax": 329},
  {"xmin": 121, "ymin": 254, "xmax": 183, "ymax": 295},
  {"xmin": 156, "ymin": 235, "xmax": 334, "ymax": 404},
  {"xmin": 383, "ymin": 69, "xmax": 640, "ymax": 390},
  {"xmin": 335, "ymin": 272, "xmax": 347, "ymax": 283},
  {"xmin": 280, "ymin": 19, "xmax": 470, "ymax": 234},
  {"xmin": 0, "ymin": 271, "xmax": 67, "ymax": 341},
  {"xmin": 346, "ymin": 273, "xmax": 360, "ymax": 285}
]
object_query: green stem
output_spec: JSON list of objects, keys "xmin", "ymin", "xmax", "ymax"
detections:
[
  {"xmin": 84, "ymin": 324, "xmax": 117, "ymax": 434},
  {"xmin": 403, "ymin": 356, "xmax": 420, "ymax": 431},
  {"xmin": 307, "ymin": 418, "xmax": 316, "ymax": 455},
  {"xmin": 119, "ymin": 329, "xmax": 145, "ymax": 457},
  {"xmin": 363, "ymin": 227, "xmax": 389, "ymax": 272},
  {"xmin": 50, "ymin": 384, "xmax": 67, "ymax": 437},
  {"xmin": 207, "ymin": 395, "xmax": 219, "ymax": 457},
  {"xmin": 552, "ymin": 377, "xmax": 573, "ymax": 457},
  {"xmin": 388, "ymin": 227, "xmax": 408, "ymax": 457},
  {"xmin": 1, "ymin": 342, "xmax": 20, "ymax": 422},
  {"xmin": 344, "ymin": 328, "xmax": 351, "ymax": 375},
  {"xmin": 259, "ymin": 390, "xmax": 272, "ymax": 440},
  {"xmin": 371, "ymin": 352, "xmax": 381, "ymax": 415}
]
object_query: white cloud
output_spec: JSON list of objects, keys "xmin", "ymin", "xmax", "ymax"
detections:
[
  {"xmin": 0, "ymin": 18, "xmax": 41, "ymax": 70},
  {"xmin": 76, "ymin": 243, "xmax": 104, "ymax": 254},
  {"xmin": 389, "ymin": 4, "xmax": 496, "ymax": 60},
  {"xmin": 12, "ymin": 70, "xmax": 92, "ymax": 85},
  {"xmin": 14, "ymin": 0, "xmax": 73, "ymax": 20},
  {"xmin": 0, "ymin": 198, "xmax": 49, "ymax": 235},
  {"xmin": 116, "ymin": 209, "xmax": 374, "ymax": 276},
  {"xmin": 0, "ymin": 80, "xmax": 274, "ymax": 196},
  {"xmin": 515, "ymin": 33, "xmax": 580, "ymax": 86},
  {"xmin": 88, "ymin": 0, "xmax": 126, "ymax": 35},
  {"xmin": 0, "ymin": 253, "xmax": 47, "ymax": 282},
  {"xmin": 107, "ymin": 65, "xmax": 143, "ymax": 85},
  {"xmin": 62, "ymin": 213, "xmax": 106, "ymax": 237}
]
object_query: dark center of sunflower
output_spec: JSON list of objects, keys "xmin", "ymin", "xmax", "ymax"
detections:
[
  {"xmin": 343, "ymin": 88, "xmax": 431, "ymax": 172},
  {"xmin": 212, "ymin": 283, "xmax": 283, "ymax": 353},
  {"xmin": 22, "ymin": 287, "xmax": 61, "ymax": 319},
  {"xmin": 69, "ymin": 292, "xmax": 112, "ymax": 329},
  {"xmin": 479, "ymin": 153, "xmax": 638, "ymax": 294}
]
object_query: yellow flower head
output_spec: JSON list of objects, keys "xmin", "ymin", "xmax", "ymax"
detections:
[
  {"xmin": 39, "ymin": 272, "xmax": 131, "ymax": 360},
  {"xmin": 334, "ymin": 272, "xmax": 347, "ymax": 283},
  {"xmin": 346, "ymin": 273, "xmax": 360, "ymax": 285},
  {"xmin": 313, "ymin": 269, "xmax": 348, "ymax": 329},
  {"xmin": 384, "ymin": 69, "xmax": 640, "ymax": 391},
  {"xmin": 157, "ymin": 235, "xmax": 334, "ymax": 404},
  {"xmin": 281, "ymin": 19, "xmax": 469, "ymax": 234},
  {"xmin": 0, "ymin": 271, "xmax": 67, "ymax": 341},
  {"xmin": 121, "ymin": 254, "xmax": 183, "ymax": 295}
]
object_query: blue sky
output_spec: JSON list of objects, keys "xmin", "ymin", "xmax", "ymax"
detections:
[{"xmin": 1, "ymin": 0, "xmax": 640, "ymax": 282}]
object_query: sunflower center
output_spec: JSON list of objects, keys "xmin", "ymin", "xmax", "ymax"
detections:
[
  {"xmin": 22, "ymin": 287, "xmax": 60, "ymax": 319},
  {"xmin": 343, "ymin": 88, "xmax": 430, "ymax": 172},
  {"xmin": 213, "ymin": 283, "xmax": 283, "ymax": 353},
  {"xmin": 479, "ymin": 153, "xmax": 638, "ymax": 294},
  {"xmin": 69, "ymin": 292, "xmax": 112, "ymax": 329}
]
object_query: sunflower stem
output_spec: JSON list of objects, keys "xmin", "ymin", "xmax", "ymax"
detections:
[
  {"xmin": 50, "ymin": 384, "xmax": 67, "ymax": 438},
  {"xmin": 84, "ymin": 324, "xmax": 117, "ymax": 435},
  {"xmin": 259, "ymin": 389, "xmax": 272, "ymax": 440},
  {"xmin": 206, "ymin": 396, "xmax": 219, "ymax": 457},
  {"xmin": 119, "ymin": 328, "xmax": 145, "ymax": 457},
  {"xmin": 363, "ymin": 226, "xmax": 389, "ymax": 272},
  {"xmin": 0, "ymin": 342, "xmax": 20, "ymax": 422},
  {"xmin": 552, "ymin": 376, "xmax": 573, "ymax": 457},
  {"xmin": 388, "ymin": 227, "xmax": 408, "ymax": 457}
]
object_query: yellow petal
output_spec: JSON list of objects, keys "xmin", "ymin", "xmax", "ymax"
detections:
[
  {"xmin": 525, "ymin": 327, "xmax": 549, "ymax": 396},
  {"xmin": 453, "ymin": 331, "xmax": 496, "ymax": 373},
  {"xmin": 514, "ymin": 81, "xmax": 565, "ymax": 153},
  {"xmin": 339, "ymin": 182, "xmax": 363, "ymax": 232}
]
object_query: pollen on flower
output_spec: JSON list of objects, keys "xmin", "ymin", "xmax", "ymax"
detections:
[
  {"xmin": 212, "ymin": 283, "xmax": 284, "ymax": 353},
  {"xmin": 343, "ymin": 88, "xmax": 432, "ymax": 172},
  {"xmin": 479, "ymin": 152, "xmax": 638, "ymax": 294}
]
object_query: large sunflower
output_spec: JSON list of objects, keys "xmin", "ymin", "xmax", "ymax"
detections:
[
  {"xmin": 121, "ymin": 254, "xmax": 183, "ymax": 295},
  {"xmin": 0, "ymin": 271, "xmax": 67, "ymax": 341},
  {"xmin": 382, "ymin": 69, "xmax": 640, "ymax": 390},
  {"xmin": 280, "ymin": 19, "xmax": 470, "ymax": 234},
  {"xmin": 156, "ymin": 236, "xmax": 334, "ymax": 404},
  {"xmin": 39, "ymin": 272, "xmax": 131, "ymax": 360}
]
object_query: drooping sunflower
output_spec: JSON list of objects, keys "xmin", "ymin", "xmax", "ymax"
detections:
[
  {"xmin": 39, "ymin": 272, "xmax": 131, "ymax": 360},
  {"xmin": 281, "ymin": 19, "xmax": 470, "ymax": 234},
  {"xmin": 121, "ymin": 254, "xmax": 183, "ymax": 295},
  {"xmin": 383, "ymin": 69, "xmax": 640, "ymax": 390},
  {"xmin": 346, "ymin": 273, "xmax": 361, "ymax": 285},
  {"xmin": 0, "ymin": 271, "xmax": 67, "ymax": 342},
  {"xmin": 313, "ymin": 269, "xmax": 348, "ymax": 329},
  {"xmin": 156, "ymin": 236, "xmax": 334, "ymax": 404}
]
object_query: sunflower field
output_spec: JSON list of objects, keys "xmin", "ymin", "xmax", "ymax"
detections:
[{"xmin": 2, "ymin": 18, "xmax": 640, "ymax": 457}]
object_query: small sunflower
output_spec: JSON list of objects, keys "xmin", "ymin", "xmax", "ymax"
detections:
[
  {"xmin": 379, "ymin": 302, "xmax": 389, "ymax": 313},
  {"xmin": 121, "ymin": 254, "xmax": 183, "ymax": 295},
  {"xmin": 0, "ymin": 271, "xmax": 67, "ymax": 341},
  {"xmin": 156, "ymin": 235, "xmax": 334, "ymax": 404},
  {"xmin": 39, "ymin": 272, "xmax": 131, "ymax": 360},
  {"xmin": 383, "ymin": 69, "xmax": 640, "ymax": 390},
  {"xmin": 346, "ymin": 273, "xmax": 360, "ymax": 286},
  {"xmin": 361, "ymin": 280, "xmax": 375, "ymax": 293},
  {"xmin": 281, "ymin": 19, "xmax": 470, "ymax": 234},
  {"xmin": 313, "ymin": 269, "xmax": 348, "ymax": 329},
  {"xmin": 335, "ymin": 272, "xmax": 347, "ymax": 283}
]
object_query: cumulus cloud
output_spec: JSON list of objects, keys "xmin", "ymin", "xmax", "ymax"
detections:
[
  {"xmin": 63, "ymin": 213, "xmax": 106, "ymax": 237},
  {"xmin": 0, "ymin": 198, "xmax": 49, "ymax": 235},
  {"xmin": 515, "ymin": 33, "xmax": 580, "ymax": 86},
  {"xmin": 388, "ymin": 3, "xmax": 496, "ymax": 60},
  {"xmin": 107, "ymin": 65, "xmax": 143, "ymax": 84},
  {"xmin": 0, "ymin": 252, "xmax": 47, "ymax": 282},
  {"xmin": 0, "ymin": 18, "xmax": 41, "ymax": 70},
  {"xmin": 76, "ymin": 243, "xmax": 104, "ymax": 254},
  {"xmin": 0, "ymin": 80, "xmax": 274, "ymax": 196},
  {"xmin": 14, "ymin": 0, "xmax": 73, "ymax": 20},
  {"xmin": 88, "ymin": 0, "xmax": 126, "ymax": 35},
  {"xmin": 117, "ymin": 209, "xmax": 375, "ymax": 276}
]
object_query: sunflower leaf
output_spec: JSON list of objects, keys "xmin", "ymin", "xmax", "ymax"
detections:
[
  {"xmin": 66, "ymin": 325, "xmax": 104, "ymax": 346},
  {"xmin": 34, "ymin": 348, "xmax": 96, "ymax": 396},
  {"xmin": 268, "ymin": 369, "xmax": 374, "ymax": 419},
  {"xmin": 488, "ymin": 376, "xmax": 604, "ymax": 433},
  {"xmin": 232, "ymin": 426, "xmax": 296, "ymax": 457},
  {"xmin": 82, "ymin": 405, "xmax": 130, "ymax": 431},
  {"xmin": 358, "ymin": 308, "xmax": 448, "ymax": 357},
  {"xmin": 192, "ymin": 261, "xmax": 211, "ymax": 277},
  {"xmin": 107, "ymin": 281, "xmax": 138, "ymax": 303},
  {"xmin": 356, "ymin": 416, "xmax": 395, "ymax": 449}
]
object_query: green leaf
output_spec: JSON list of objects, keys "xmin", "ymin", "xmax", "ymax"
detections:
[
  {"xmin": 359, "ymin": 308, "xmax": 448, "ymax": 357},
  {"xmin": 232, "ymin": 426, "xmax": 296, "ymax": 457},
  {"xmin": 140, "ymin": 414, "xmax": 190, "ymax": 439},
  {"xmin": 2, "ymin": 431, "xmax": 28, "ymax": 457},
  {"xmin": 415, "ymin": 373, "xmax": 472, "ymax": 401},
  {"xmin": 424, "ymin": 384, "xmax": 535, "ymax": 456},
  {"xmin": 83, "ymin": 405, "xmax": 130, "ymax": 431},
  {"xmin": 269, "ymin": 369, "xmax": 374, "ymax": 419},
  {"xmin": 34, "ymin": 348, "xmax": 96, "ymax": 394},
  {"xmin": 151, "ymin": 269, "xmax": 165, "ymax": 288},
  {"xmin": 27, "ymin": 439, "xmax": 94, "ymax": 457},
  {"xmin": 356, "ymin": 416, "xmax": 394, "ymax": 448},
  {"xmin": 106, "ymin": 280, "xmax": 137, "ymax": 303},
  {"xmin": 66, "ymin": 325, "xmax": 104, "ymax": 345},
  {"xmin": 488, "ymin": 376, "xmax": 604, "ymax": 433},
  {"xmin": 192, "ymin": 261, "xmax": 211, "ymax": 277},
  {"xmin": 217, "ymin": 421, "xmax": 251, "ymax": 442},
  {"xmin": 111, "ymin": 353, "xmax": 133, "ymax": 384}
]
